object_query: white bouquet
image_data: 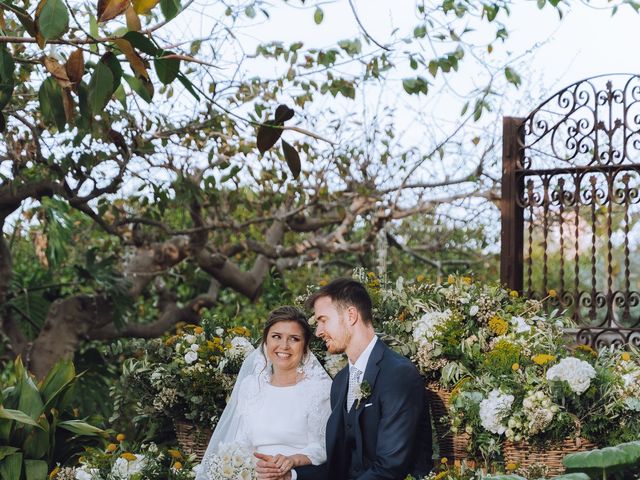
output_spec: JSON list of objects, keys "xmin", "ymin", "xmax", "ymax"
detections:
[{"xmin": 200, "ymin": 443, "xmax": 257, "ymax": 480}]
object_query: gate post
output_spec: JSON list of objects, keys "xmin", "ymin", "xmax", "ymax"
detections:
[{"xmin": 500, "ymin": 117, "xmax": 525, "ymax": 292}]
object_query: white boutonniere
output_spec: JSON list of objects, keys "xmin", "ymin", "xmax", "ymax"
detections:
[{"xmin": 354, "ymin": 380, "xmax": 372, "ymax": 409}]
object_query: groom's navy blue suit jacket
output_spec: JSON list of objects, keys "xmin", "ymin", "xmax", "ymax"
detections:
[{"xmin": 297, "ymin": 339, "xmax": 433, "ymax": 480}]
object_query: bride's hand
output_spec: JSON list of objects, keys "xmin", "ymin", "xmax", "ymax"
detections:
[
  {"xmin": 254, "ymin": 452, "xmax": 290, "ymax": 480},
  {"xmin": 272, "ymin": 454, "xmax": 294, "ymax": 473}
]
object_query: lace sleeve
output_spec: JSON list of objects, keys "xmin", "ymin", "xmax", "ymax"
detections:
[{"xmin": 298, "ymin": 378, "xmax": 332, "ymax": 465}]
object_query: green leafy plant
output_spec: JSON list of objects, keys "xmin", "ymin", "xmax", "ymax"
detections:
[
  {"xmin": 0, "ymin": 357, "xmax": 103, "ymax": 480},
  {"xmin": 563, "ymin": 441, "xmax": 640, "ymax": 480}
]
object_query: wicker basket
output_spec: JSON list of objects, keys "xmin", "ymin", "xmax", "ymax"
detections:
[
  {"xmin": 503, "ymin": 437, "xmax": 597, "ymax": 476},
  {"xmin": 425, "ymin": 382, "xmax": 470, "ymax": 462},
  {"xmin": 173, "ymin": 419, "xmax": 213, "ymax": 461}
]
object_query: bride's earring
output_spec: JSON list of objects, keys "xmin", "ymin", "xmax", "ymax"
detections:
[{"xmin": 296, "ymin": 355, "xmax": 306, "ymax": 374}]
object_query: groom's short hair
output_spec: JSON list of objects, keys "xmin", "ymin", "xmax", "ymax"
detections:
[{"xmin": 306, "ymin": 278, "xmax": 373, "ymax": 326}]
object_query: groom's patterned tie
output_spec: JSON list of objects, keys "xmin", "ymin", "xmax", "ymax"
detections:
[{"xmin": 346, "ymin": 366, "xmax": 362, "ymax": 411}]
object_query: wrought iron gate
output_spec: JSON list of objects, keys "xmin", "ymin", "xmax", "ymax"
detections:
[{"xmin": 501, "ymin": 74, "xmax": 640, "ymax": 347}]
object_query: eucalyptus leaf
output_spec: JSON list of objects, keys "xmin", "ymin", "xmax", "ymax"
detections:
[
  {"xmin": 0, "ymin": 45, "xmax": 15, "ymax": 109},
  {"xmin": 38, "ymin": 77, "xmax": 66, "ymax": 130},
  {"xmin": 160, "ymin": 0, "xmax": 180, "ymax": 20},
  {"xmin": 36, "ymin": 0, "xmax": 69, "ymax": 40},
  {"xmin": 88, "ymin": 61, "xmax": 114, "ymax": 114}
]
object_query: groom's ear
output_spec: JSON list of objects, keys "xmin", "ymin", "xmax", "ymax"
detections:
[{"xmin": 346, "ymin": 305, "xmax": 359, "ymax": 326}]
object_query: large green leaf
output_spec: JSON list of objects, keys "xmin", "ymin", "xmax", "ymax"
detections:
[
  {"xmin": 551, "ymin": 474, "xmax": 591, "ymax": 480},
  {"xmin": 38, "ymin": 77, "xmax": 66, "ymax": 131},
  {"xmin": 88, "ymin": 60, "xmax": 114, "ymax": 114},
  {"xmin": 563, "ymin": 441, "xmax": 640, "ymax": 473},
  {"xmin": 40, "ymin": 358, "xmax": 75, "ymax": 409},
  {"xmin": 160, "ymin": 0, "xmax": 180, "ymax": 20},
  {"xmin": 0, "ymin": 406, "xmax": 41, "ymax": 428},
  {"xmin": 36, "ymin": 0, "xmax": 69, "ymax": 40},
  {"xmin": 24, "ymin": 460, "xmax": 48, "ymax": 480},
  {"xmin": 122, "ymin": 31, "xmax": 158, "ymax": 55},
  {"xmin": 154, "ymin": 50, "xmax": 180, "ymax": 84},
  {"xmin": 0, "ymin": 452, "xmax": 22, "ymax": 480},
  {"xmin": 16, "ymin": 372, "xmax": 44, "ymax": 421},
  {"xmin": 0, "ymin": 45, "xmax": 15, "ymax": 110},
  {"xmin": 0, "ymin": 447, "xmax": 19, "ymax": 463},
  {"xmin": 123, "ymin": 73, "xmax": 153, "ymax": 103},
  {"xmin": 22, "ymin": 416, "xmax": 49, "ymax": 460},
  {"xmin": 57, "ymin": 420, "xmax": 103, "ymax": 435}
]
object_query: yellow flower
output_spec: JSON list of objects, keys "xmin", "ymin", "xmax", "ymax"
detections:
[
  {"xmin": 194, "ymin": 326, "xmax": 204, "ymax": 335},
  {"xmin": 621, "ymin": 352, "xmax": 631, "ymax": 362},
  {"xmin": 168, "ymin": 449, "xmax": 183, "ymax": 459},
  {"xmin": 120, "ymin": 452, "xmax": 137, "ymax": 462},
  {"xmin": 506, "ymin": 462, "xmax": 518, "ymax": 471},
  {"xmin": 165, "ymin": 335, "xmax": 178, "ymax": 347},
  {"xmin": 49, "ymin": 466, "xmax": 60, "ymax": 479},
  {"xmin": 106, "ymin": 443, "xmax": 117, "ymax": 453},
  {"xmin": 488, "ymin": 316, "xmax": 509, "ymax": 335},
  {"xmin": 447, "ymin": 275, "xmax": 455, "ymax": 284},
  {"xmin": 510, "ymin": 290, "xmax": 519, "ymax": 298},
  {"xmin": 367, "ymin": 272, "xmax": 375, "ymax": 278},
  {"xmin": 173, "ymin": 461, "xmax": 183, "ymax": 470},
  {"xmin": 440, "ymin": 457, "xmax": 448, "ymax": 464},
  {"xmin": 462, "ymin": 276, "xmax": 472, "ymax": 285},
  {"xmin": 548, "ymin": 289, "xmax": 557, "ymax": 298},
  {"xmin": 416, "ymin": 274, "xmax": 425, "ymax": 283},
  {"xmin": 512, "ymin": 363, "xmax": 520, "ymax": 371},
  {"xmin": 116, "ymin": 433, "xmax": 126, "ymax": 442},
  {"xmin": 434, "ymin": 472, "xmax": 448, "ymax": 480},
  {"xmin": 532, "ymin": 354, "xmax": 556, "ymax": 366},
  {"xmin": 576, "ymin": 344, "xmax": 597, "ymax": 357},
  {"xmin": 318, "ymin": 279, "xmax": 328, "ymax": 286}
]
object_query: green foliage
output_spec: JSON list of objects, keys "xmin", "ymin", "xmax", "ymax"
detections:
[{"xmin": 0, "ymin": 358, "xmax": 103, "ymax": 479}]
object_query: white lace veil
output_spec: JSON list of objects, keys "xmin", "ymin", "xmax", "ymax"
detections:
[{"xmin": 195, "ymin": 344, "xmax": 330, "ymax": 479}]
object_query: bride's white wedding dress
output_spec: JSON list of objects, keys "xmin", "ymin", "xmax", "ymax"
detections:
[{"xmin": 195, "ymin": 347, "xmax": 332, "ymax": 479}]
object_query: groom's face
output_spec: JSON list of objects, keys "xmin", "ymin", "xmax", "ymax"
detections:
[{"xmin": 313, "ymin": 296, "xmax": 351, "ymax": 354}]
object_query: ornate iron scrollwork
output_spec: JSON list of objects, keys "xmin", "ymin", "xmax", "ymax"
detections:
[{"xmin": 504, "ymin": 74, "xmax": 640, "ymax": 348}]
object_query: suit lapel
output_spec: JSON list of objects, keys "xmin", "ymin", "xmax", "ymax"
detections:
[{"xmin": 354, "ymin": 339, "xmax": 385, "ymax": 462}]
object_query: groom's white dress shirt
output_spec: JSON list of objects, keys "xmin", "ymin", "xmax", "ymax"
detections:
[{"xmin": 347, "ymin": 335, "xmax": 378, "ymax": 409}]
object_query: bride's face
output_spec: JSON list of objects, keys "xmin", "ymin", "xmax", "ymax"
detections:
[
  {"xmin": 265, "ymin": 320, "xmax": 306, "ymax": 373},
  {"xmin": 313, "ymin": 296, "xmax": 351, "ymax": 354}
]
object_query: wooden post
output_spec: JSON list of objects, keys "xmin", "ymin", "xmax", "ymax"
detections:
[{"xmin": 500, "ymin": 117, "xmax": 525, "ymax": 292}]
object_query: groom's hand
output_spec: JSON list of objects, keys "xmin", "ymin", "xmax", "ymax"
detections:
[{"xmin": 254, "ymin": 452, "xmax": 292, "ymax": 480}]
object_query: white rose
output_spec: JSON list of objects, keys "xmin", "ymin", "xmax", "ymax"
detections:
[
  {"xmin": 469, "ymin": 305, "xmax": 479, "ymax": 316},
  {"xmin": 191, "ymin": 344, "xmax": 199, "ymax": 352},
  {"xmin": 184, "ymin": 351, "xmax": 198, "ymax": 364},
  {"xmin": 185, "ymin": 334, "xmax": 197, "ymax": 344}
]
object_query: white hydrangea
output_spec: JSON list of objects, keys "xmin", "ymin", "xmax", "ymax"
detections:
[
  {"xmin": 412, "ymin": 310, "xmax": 452, "ymax": 344},
  {"xmin": 479, "ymin": 389, "xmax": 514, "ymax": 435},
  {"xmin": 522, "ymin": 390, "xmax": 558, "ymax": 435},
  {"xmin": 110, "ymin": 455, "xmax": 147, "ymax": 479},
  {"xmin": 511, "ymin": 315, "xmax": 531, "ymax": 334},
  {"xmin": 546, "ymin": 357, "xmax": 597, "ymax": 394}
]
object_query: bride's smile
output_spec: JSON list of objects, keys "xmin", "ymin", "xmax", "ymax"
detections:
[{"xmin": 265, "ymin": 320, "xmax": 306, "ymax": 383}]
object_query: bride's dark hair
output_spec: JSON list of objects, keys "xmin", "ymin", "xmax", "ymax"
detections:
[{"xmin": 261, "ymin": 305, "xmax": 313, "ymax": 352}]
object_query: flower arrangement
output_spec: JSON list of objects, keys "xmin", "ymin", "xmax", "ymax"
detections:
[
  {"xmin": 448, "ymin": 345, "xmax": 640, "ymax": 458},
  {"xmin": 378, "ymin": 274, "xmax": 569, "ymax": 387},
  {"xmin": 50, "ymin": 438, "xmax": 197, "ymax": 479},
  {"xmin": 112, "ymin": 313, "xmax": 255, "ymax": 430},
  {"xmin": 197, "ymin": 442, "xmax": 258, "ymax": 480}
]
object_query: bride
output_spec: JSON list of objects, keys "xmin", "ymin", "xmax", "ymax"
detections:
[{"xmin": 196, "ymin": 306, "xmax": 332, "ymax": 480}]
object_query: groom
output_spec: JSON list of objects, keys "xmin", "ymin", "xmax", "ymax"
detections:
[{"xmin": 257, "ymin": 277, "xmax": 432, "ymax": 480}]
